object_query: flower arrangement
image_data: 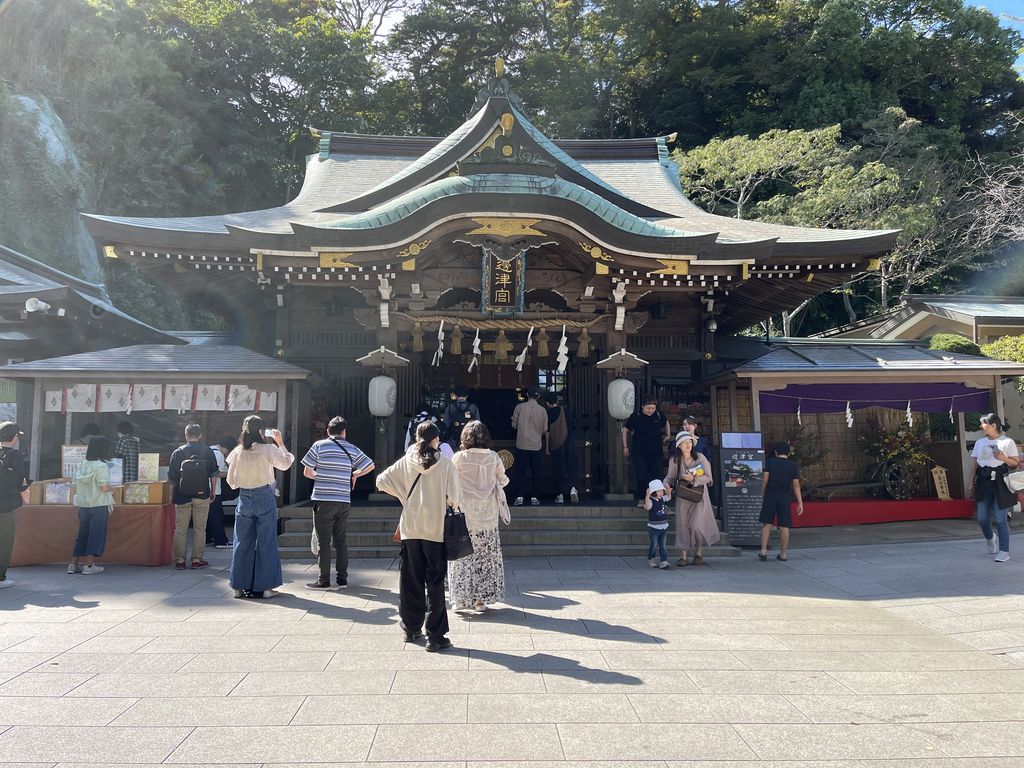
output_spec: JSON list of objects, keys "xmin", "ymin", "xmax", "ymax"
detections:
[{"xmin": 858, "ymin": 415, "xmax": 931, "ymax": 469}]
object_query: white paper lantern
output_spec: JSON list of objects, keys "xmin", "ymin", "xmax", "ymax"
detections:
[
  {"xmin": 607, "ymin": 378, "xmax": 635, "ymax": 420},
  {"xmin": 368, "ymin": 375, "xmax": 397, "ymax": 417}
]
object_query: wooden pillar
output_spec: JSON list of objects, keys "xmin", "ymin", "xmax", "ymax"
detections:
[
  {"xmin": 29, "ymin": 378, "xmax": 42, "ymax": 480},
  {"xmin": 289, "ymin": 379, "xmax": 300, "ymax": 503},
  {"xmin": 995, "ymin": 376, "xmax": 1006, "ymax": 423},
  {"xmin": 751, "ymin": 379, "xmax": 762, "ymax": 433},
  {"xmin": 728, "ymin": 381, "xmax": 738, "ymax": 431},
  {"xmin": 277, "ymin": 381, "xmax": 288, "ymax": 502},
  {"xmin": 709, "ymin": 384, "xmax": 720, "ymax": 441},
  {"xmin": 957, "ymin": 411, "xmax": 970, "ymax": 499}
]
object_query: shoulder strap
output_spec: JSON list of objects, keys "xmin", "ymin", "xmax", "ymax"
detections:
[{"xmin": 408, "ymin": 473, "xmax": 421, "ymax": 499}]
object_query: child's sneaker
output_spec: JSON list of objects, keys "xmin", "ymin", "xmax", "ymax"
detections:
[
  {"xmin": 570, "ymin": 488, "xmax": 579, "ymax": 503},
  {"xmin": 659, "ymin": 560, "xmax": 670, "ymax": 569},
  {"xmin": 530, "ymin": 497, "xmax": 540, "ymax": 506},
  {"xmin": 513, "ymin": 497, "xmax": 524, "ymax": 506},
  {"xmin": 555, "ymin": 494, "xmax": 564, "ymax": 504},
  {"xmin": 648, "ymin": 558, "xmax": 658, "ymax": 568}
]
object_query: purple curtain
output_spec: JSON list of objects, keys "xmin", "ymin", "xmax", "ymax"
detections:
[{"xmin": 758, "ymin": 382, "xmax": 991, "ymax": 415}]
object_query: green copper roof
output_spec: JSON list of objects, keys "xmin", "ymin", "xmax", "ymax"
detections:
[{"xmin": 319, "ymin": 173, "xmax": 707, "ymax": 238}]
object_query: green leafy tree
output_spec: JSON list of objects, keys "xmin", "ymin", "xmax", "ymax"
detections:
[{"xmin": 929, "ymin": 333, "xmax": 982, "ymax": 356}]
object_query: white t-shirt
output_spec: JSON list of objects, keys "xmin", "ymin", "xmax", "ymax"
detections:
[
  {"xmin": 211, "ymin": 446, "xmax": 227, "ymax": 496},
  {"xmin": 971, "ymin": 435, "xmax": 1019, "ymax": 468}
]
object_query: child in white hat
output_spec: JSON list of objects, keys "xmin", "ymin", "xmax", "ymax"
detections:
[{"xmin": 645, "ymin": 479, "xmax": 672, "ymax": 568}]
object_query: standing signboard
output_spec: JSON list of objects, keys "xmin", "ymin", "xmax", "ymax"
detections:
[{"xmin": 720, "ymin": 432, "xmax": 765, "ymax": 546}]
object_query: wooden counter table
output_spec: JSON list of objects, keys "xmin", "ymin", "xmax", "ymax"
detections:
[{"xmin": 11, "ymin": 504, "xmax": 176, "ymax": 567}]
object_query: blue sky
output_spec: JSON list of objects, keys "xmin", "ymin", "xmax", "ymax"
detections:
[{"xmin": 970, "ymin": 1, "xmax": 1023, "ymax": 67}]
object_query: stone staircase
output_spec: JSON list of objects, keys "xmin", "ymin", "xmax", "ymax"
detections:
[{"xmin": 277, "ymin": 501, "xmax": 740, "ymax": 560}]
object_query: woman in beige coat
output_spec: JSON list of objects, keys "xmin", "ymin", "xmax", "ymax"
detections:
[{"xmin": 664, "ymin": 433, "xmax": 719, "ymax": 566}]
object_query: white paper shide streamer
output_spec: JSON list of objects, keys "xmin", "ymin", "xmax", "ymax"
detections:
[
  {"xmin": 431, "ymin": 320, "xmax": 445, "ymax": 367},
  {"xmin": 906, "ymin": 400, "xmax": 913, "ymax": 427},
  {"xmin": 845, "ymin": 401, "xmax": 853, "ymax": 428},
  {"xmin": 514, "ymin": 326, "xmax": 535, "ymax": 372},
  {"xmin": 796, "ymin": 399, "xmax": 802, "ymax": 426},
  {"xmin": 556, "ymin": 324, "xmax": 569, "ymax": 373},
  {"xmin": 949, "ymin": 399, "xmax": 954, "ymax": 424},
  {"xmin": 468, "ymin": 328, "xmax": 482, "ymax": 372}
]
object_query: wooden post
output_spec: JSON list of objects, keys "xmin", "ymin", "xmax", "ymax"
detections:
[
  {"xmin": 29, "ymin": 378, "xmax": 42, "ymax": 480},
  {"xmin": 751, "ymin": 379, "xmax": 762, "ymax": 433},
  {"xmin": 289, "ymin": 379, "xmax": 300, "ymax": 503},
  {"xmin": 995, "ymin": 375, "xmax": 1006, "ymax": 423},
  {"xmin": 728, "ymin": 381, "xmax": 738, "ymax": 431},
  {"xmin": 277, "ymin": 381, "xmax": 288, "ymax": 503},
  {"xmin": 957, "ymin": 411, "xmax": 970, "ymax": 499},
  {"xmin": 709, "ymin": 385, "xmax": 719, "ymax": 440}
]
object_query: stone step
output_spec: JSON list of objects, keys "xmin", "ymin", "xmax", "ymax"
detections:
[
  {"xmin": 280, "ymin": 529, "xmax": 700, "ymax": 548},
  {"xmin": 281, "ymin": 503, "xmax": 659, "ymax": 521},
  {"xmin": 281, "ymin": 544, "xmax": 741, "ymax": 560},
  {"xmin": 284, "ymin": 516, "xmax": 684, "ymax": 534}
]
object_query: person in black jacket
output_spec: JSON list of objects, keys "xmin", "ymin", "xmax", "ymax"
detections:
[{"xmin": 0, "ymin": 422, "xmax": 29, "ymax": 589}]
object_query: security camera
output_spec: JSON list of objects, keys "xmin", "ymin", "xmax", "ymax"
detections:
[{"xmin": 24, "ymin": 298, "xmax": 50, "ymax": 313}]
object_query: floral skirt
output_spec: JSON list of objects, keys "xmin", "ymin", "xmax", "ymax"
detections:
[{"xmin": 448, "ymin": 525, "xmax": 505, "ymax": 608}]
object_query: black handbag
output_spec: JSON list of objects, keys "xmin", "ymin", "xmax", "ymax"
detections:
[{"xmin": 444, "ymin": 504, "xmax": 474, "ymax": 560}]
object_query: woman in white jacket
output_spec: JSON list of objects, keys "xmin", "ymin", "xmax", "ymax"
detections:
[
  {"xmin": 449, "ymin": 420, "xmax": 508, "ymax": 611},
  {"xmin": 376, "ymin": 422, "xmax": 460, "ymax": 653}
]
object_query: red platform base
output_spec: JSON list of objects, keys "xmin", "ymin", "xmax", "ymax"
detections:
[{"xmin": 791, "ymin": 497, "xmax": 974, "ymax": 528}]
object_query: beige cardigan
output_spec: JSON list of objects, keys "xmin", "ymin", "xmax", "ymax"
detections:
[{"xmin": 376, "ymin": 448, "xmax": 461, "ymax": 543}]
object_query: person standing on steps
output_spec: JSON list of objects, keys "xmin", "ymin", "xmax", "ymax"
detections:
[
  {"xmin": 970, "ymin": 413, "xmax": 1019, "ymax": 563},
  {"xmin": 544, "ymin": 391, "xmax": 579, "ymax": 504},
  {"xmin": 442, "ymin": 386, "xmax": 479, "ymax": 455},
  {"xmin": 624, "ymin": 396, "xmax": 671, "ymax": 508},
  {"xmin": 757, "ymin": 442, "xmax": 804, "ymax": 562},
  {"xmin": 302, "ymin": 416, "xmax": 375, "ymax": 589},
  {"xmin": 511, "ymin": 387, "xmax": 548, "ymax": 506}
]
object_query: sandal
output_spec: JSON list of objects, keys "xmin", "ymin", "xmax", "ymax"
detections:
[
  {"xmin": 758, "ymin": 553, "xmax": 768, "ymax": 561},
  {"xmin": 175, "ymin": 561, "xmax": 186, "ymax": 570},
  {"xmin": 675, "ymin": 557, "xmax": 689, "ymax": 567},
  {"xmin": 693, "ymin": 555, "xmax": 705, "ymax": 566},
  {"xmin": 776, "ymin": 554, "xmax": 788, "ymax": 562}
]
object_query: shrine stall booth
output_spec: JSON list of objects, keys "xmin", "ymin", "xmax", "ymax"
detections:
[
  {"xmin": 0, "ymin": 343, "xmax": 309, "ymax": 567},
  {"xmin": 704, "ymin": 340, "xmax": 1024, "ymax": 536}
]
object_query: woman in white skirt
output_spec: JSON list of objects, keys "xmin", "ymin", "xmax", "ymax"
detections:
[{"xmin": 449, "ymin": 420, "xmax": 510, "ymax": 611}]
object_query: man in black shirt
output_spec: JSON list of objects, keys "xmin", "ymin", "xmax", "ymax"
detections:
[
  {"xmin": 0, "ymin": 422, "xmax": 29, "ymax": 588},
  {"xmin": 758, "ymin": 441, "xmax": 804, "ymax": 561},
  {"xmin": 622, "ymin": 397, "xmax": 670, "ymax": 507}
]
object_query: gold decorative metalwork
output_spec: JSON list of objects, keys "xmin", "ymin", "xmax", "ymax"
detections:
[
  {"xmin": 398, "ymin": 240, "xmax": 430, "ymax": 259},
  {"xmin": 467, "ymin": 218, "xmax": 545, "ymax": 238},
  {"xmin": 497, "ymin": 449, "xmax": 514, "ymax": 469},
  {"xmin": 319, "ymin": 251, "xmax": 356, "ymax": 268},
  {"xmin": 401, "ymin": 258, "xmax": 416, "ymax": 272},
  {"xmin": 500, "ymin": 112, "xmax": 515, "ymax": 135},
  {"xmin": 103, "ymin": 245, "xmax": 118, "ymax": 259},
  {"xmin": 866, "ymin": 258, "xmax": 881, "ymax": 271},
  {"xmin": 501, "ymin": 145, "xmax": 513, "ymax": 157},
  {"xmin": 580, "ymin": 242, "xmax": 613, "ymax": 262},
  {"xmin": 595, "ymin": 262, "xmax": 610, "ymax": 275},
  {"xmin": 495, "ymin": 57, "xmax": 505, "ymax": 78},
  {"xmin": 649, "ymin": 259, "xmax": 689, "ymax": 276},
  {"xmin": 741, "ymin": 263, "xmax": 750, "ymax": 280}
]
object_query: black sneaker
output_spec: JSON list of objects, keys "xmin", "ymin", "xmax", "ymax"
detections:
[
  {"xmin": 425, "ymin": 636, "xmax": 453, "ymax": 653},
  {"xmin": 400, "ymin": 621, "xmax": 423, "ymax": 643},
  {"xmin": 306, "ymin": 579, "xmax": 331, "ymax": 589},
  {"xmin": 336, "ymin": 579, "xmax": 348, "ymax": 589}
]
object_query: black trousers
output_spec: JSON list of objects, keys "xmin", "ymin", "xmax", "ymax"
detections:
[
  {"xmin": 633, "ymin": 452, "xmax": 664, "ymax": 500},
  {"xmin": 313, "ymin": 501, "xmax": 351, "ymax": 581},
  {"xmin": 550, "ymin": 444, "xmax": 573, "ymax": 498},
  {"xmin": 205, "ymin": 495, "xmax": 229, "ymax": 546},
  {"xmin": 515, "ymin": 448, "xmax": 544, "ymax": 499},
  {"xmin": 399, "ymin": 539, "xmax": 449, "ymax": 640}
]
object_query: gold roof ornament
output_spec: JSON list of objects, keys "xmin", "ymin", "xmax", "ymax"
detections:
[{"xmin": 495, "ymin": 57, "xmax": 505, "ymax": 78}]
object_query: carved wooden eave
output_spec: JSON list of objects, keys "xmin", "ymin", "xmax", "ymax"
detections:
[
  {"xmin": 596, "ymin": 349, "xmax": 650, "ymax": 373},
  {"xmin": 355, "ymin": 346, "xmax": 410, "ymax": 370}
]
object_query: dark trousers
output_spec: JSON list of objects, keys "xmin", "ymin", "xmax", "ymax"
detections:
[
  {"xmin": 205, "ymin": 495, "xmax": 229, "ymax": 546},
  {"xmin": 633, "ymin": 452, "xmax": 663, "ymax": 500},
  {"xmin": 515, "ymin": 448, "xmax": 543, "ymax": 499},
  {"xmin": 313, "ymin": 501, "xmax": 351, "ymax": 581},
  {"xmin": 550, "ymin": 444, "xmax": 572, "ymax": 498},
  {"xmin": 399, "ymin": 539, "xmax": 449, "ymax": 640}
]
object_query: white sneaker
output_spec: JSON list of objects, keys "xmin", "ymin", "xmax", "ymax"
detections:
[
  {"xmin": 530, "ymin": 497, "xmax": 540, "ymax": 506},
  {"xmin": 0, "ymin": 579, "xmax": 14, "ymax": 589},
  {"xmin": 637, "ymin": 500, "xmax": 645, "ymax": 509},
  {"xmin": 263, "ymin": 589, "xmax": 282, "ymax": 598},
  {"xmin": 570, "ymin": 488, "xmax": 579, "ymax": 503},
  {"xmin": 988, "ymin": 537, "xmax": 999, "ymax": 554},
  {"xmin": 215, "ymin": 544, "xmax": 232, "ymax": 549},
  {"xmin": 555, "ymin": 494, "xmax": 564, "ymax": 504},
  {"xmin": 66, "ymin": 564, "xmax": 81, "ymax": 575},
  {"xmin": 659, "ymin": 561, "xmax": 670, "ymax": 569},
  {"xmin": 513, "ymin": 497, "xmax": 524, "ymax": 506},
  {"xmin": 995, "ymin": 551, "xmax": 1010, "ymax": 562},
  {"xmin": 648, "ymin": 557, "xmax": 658, "ymax": 568},
  {"xmin": 81, "ymin": 565, "xmax": 104, "ymax": 575},
  {"xmin": 233, "ymin": 589, "xmax": 244, "ymax": 598}
]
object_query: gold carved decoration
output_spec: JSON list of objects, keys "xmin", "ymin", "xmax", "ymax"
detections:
[
  {"xmin": 500, "ymin": 112, "xmax": 515, "ymax": 135},
  {"xmin": 595, "ymin": 263, "xmax": 609, "ymax": 275},
  {"xmin": 319, "ymin": 251, "xmax": 356, "ymax": 268},
  {"xmin": 741, "ymin": 263, "xmax": 750, "ymax": 280},
  {"xmin": 495, "ymin": 57, "xmax": 505, "ymax": 78},
  {"xmin": 866, "ymin": 258, "xmax": 881, "ymax": 271},
  {"xmin": 398, "ymin": 240, "xmax": 430, "ymax": 258},
  {"xmin": 103, "ymin": 245, "xmax": 118, "ymax": 259},
  {"xmin": 649, "ymin": 259, "xmax": 689, "ymax": 276},
  {"xmin": 467, "ymin": 218, "xmax": 545, "ymax": 238},
  {"xmin": 580, "ymin": 242, "xmax": 613, "ymax": 262}
]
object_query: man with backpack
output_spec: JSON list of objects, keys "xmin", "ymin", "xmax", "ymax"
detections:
[
  {"xmin": 167, "ymin": 424, "xmax": 220, "ymax": 570},
  {"xmin": 302, "ymin": 416, "xmax": 374, "ymax": 589},
  {"xmin": 0, "ymin": 422, "xmax": 28, "ymax": 589},
  {"xmin": 442, "ymin": 386, "xmax": 480, "ymax": 453}
]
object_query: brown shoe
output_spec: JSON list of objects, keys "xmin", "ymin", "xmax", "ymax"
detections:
[
  {"xmin": 191, "ymin": 560, "xmax": 209, "ymax": 569},
  {"xmin": 675, "ymin": 557, "xmax": 689, "ymax": 567},
  {"xmin": 693, "ymin": 555, "xmax": 705, "ymax": 566}
]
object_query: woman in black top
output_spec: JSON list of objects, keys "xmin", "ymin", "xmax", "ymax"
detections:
[{"xmin": 758, "ymin": 442, "xmax": 804, "ymax": 561}]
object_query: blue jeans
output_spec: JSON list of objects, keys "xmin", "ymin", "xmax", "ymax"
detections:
[
  {"xmin": 73, "ymin": 506, "xmax": 110, "ymax": 557},
  {"xmin": 647, "ymin": 527, "xmax": 668, "ymax": 561},
  {"xmin": 229, "ymin": 485, "xmax": 283, "ymax": 592},
  {"xmin": 976, "ymin": 490, "xmax": 1011, "ymax": 552}
]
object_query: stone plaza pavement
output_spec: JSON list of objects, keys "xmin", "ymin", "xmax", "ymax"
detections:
[{"xmin": 2, "ymin": 532, "xmax": 1024, "ymax": 766}]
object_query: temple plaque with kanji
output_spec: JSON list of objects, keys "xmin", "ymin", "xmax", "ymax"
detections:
[{"xmin": 481, "ymin": 250, "xmax": 524, "ymax": 313}]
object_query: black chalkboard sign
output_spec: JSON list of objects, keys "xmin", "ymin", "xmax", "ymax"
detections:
[{"xmin": 720, "ymin": 432, "xmax": 765, "ymax": 546}]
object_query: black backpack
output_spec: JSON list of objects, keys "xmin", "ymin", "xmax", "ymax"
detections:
[
  {"xmin": 0, "ymin": 448, "xmax": 20, "ymax": 499},
  {"xmin": 177, "ymin": 448, "xmax": 211, "ymax": 498}
]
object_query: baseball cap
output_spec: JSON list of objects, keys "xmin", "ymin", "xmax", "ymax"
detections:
[{"xmin": 0, "ymin": 422, "xmax": 23, "ymax": 442}]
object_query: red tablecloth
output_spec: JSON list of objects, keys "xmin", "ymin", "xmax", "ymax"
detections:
[{"xmin": 12, "ymin": 504, "xmax": 176, "ymax": 567}]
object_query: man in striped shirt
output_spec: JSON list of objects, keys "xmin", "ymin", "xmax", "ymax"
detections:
[{"xmin": 302, "ymin": 417, "xmax": 374, "ymax": 589}]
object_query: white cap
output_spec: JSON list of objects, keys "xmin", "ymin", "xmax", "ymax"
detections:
[{"xmin": 648, "ymin": 479, "xmax": 665, "ymax": 493}]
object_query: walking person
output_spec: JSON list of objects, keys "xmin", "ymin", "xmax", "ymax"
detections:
[
  {"xmin": 302, "ymin": 416, "xmax": 375, "ymax": 589},
  {"xmin": 68, "ymin": 435, "xmax": 115, "ymax": 575},
  {"xmin": 511, "ymin": 386, "xmax": 548, "ymax": 506},
  {"xmin": 758, "ymin": 442, "xmax": 804, "ymax": 562},
  {"xmin": 167, "ymin": 424, "xmax": 220, "ymax": 570},
  {"xmin": 205, "ymin": 438, "xmax": 232, "ymax": 549},
  {"xmin": 227, "ymin": 416, "xmax": 295, "ymax": 598},
  {"xmin": 114, "ymin": 421, "xmax": 141, "ymax": 482},
  {"xmin": 624, "ymin": 396, "xmax": 671, "ymax": 508},
  {"xmin": 665, "ymin": 433, "xmax": 718, "ymax": 566},
  {"xmin": 449, "ymin": 420, "xmax": 509, "ymax": 611},
  {"xmin": 645, "ymin": 479, "xmax": 672, "ymax": 568},
  {"xmin": 970, "ymin": 413, "xmax": 1019, "ymax": 562},
  {"xmin": 376, "ymin": 422, "xmax": 460, "ymax": 652},
  {"xmin": 0, "ymin": 422, "xmax": 28, "ymax": 589},
  {"xmin": 544, "ymin": 392, "xmax": 579, "ymax": 504}
]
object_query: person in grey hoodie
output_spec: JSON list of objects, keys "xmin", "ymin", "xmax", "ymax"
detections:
[{"xmin": 376, "ymin": 422, "xmax": 461, "ymax": 652}]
